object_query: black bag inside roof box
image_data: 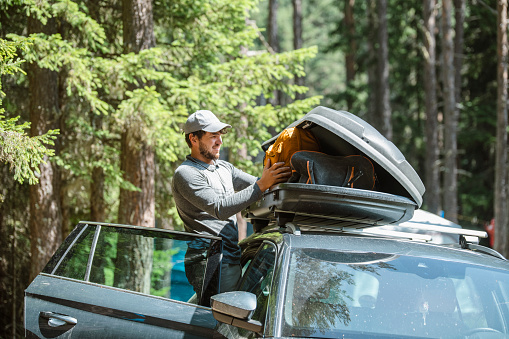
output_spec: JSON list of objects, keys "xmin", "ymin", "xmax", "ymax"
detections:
[{"xmin": 246, "ymin": 106, "xmax": 425, "ymax": 229}]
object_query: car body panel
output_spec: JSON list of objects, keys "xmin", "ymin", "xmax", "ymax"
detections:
[{"xmin": 26, "ymin": 275, "xmax": 220, "ymax": 339}]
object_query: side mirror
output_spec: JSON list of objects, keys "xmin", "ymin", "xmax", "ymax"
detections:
[{"xmin": 210, "ymin": 291, "xmax": 263, "ymax": 333}]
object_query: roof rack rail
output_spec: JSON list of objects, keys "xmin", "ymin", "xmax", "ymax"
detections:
[
  {"xmin": 280, "ymin": 221, "xmax": 432, "ymax": 241},
  {"xmin": 274, "ymin": 219, "xmax": 506, "ymax": 260},
  {"xmin": 366, "ymin": 223, "xmax": 488, "ymax": 239},
  {"xmin": 364, "ymin": 223, "xmax": 489, "ymax": 247},
  {"xmin": 348, "ymin": 228, "xmax": 432, "ymax": 242},
  {"xmin": 459, "ymin": 235, "xmax": 507, "ymax": 260}
]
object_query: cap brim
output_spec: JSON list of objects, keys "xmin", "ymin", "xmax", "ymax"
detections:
[{"xmin": 202, "ymin": 122, "xmax": 232, "ymax": 133}]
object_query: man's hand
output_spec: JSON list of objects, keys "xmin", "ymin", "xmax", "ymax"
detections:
[{"xmin": 256, "ymin": 159, "xmax": 292, "ymax": 192}]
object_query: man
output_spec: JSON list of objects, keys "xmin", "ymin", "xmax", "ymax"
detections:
[{"xmin": 172, "ymin": 110, "xmax": 290, "ymax": 299}]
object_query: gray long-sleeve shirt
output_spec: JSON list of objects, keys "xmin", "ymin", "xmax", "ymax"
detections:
[{"xmin": 172, "ymin": 155, "xmax": 262, "ymax": 263}]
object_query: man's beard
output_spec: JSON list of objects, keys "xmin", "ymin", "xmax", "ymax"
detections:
[{"xmin": 199, "ymin": 141, "xmax": 219, "ymax": 160}]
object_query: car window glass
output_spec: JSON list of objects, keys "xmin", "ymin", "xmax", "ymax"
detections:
[
  {"xmin": 237, "ymin": 243, "xmax": 277, "ymax": 322},
  {"xmin": 453, "ymin": 274, "xmax": 486, "ymax": 327},
  {"xmin": 88, "ymin": 227, "xmax": 218, "ymax": 303},
  {"xmin": 49, "ymin": 224, "xmax": 221, "ymax": 306},
  {"xmin": 282, "ymin": 248, "xmax": 509, "ymax": 338},
  {"xmin": 497, "ymin": 278, "xmax": 509, "ymax": 316},
  {"xmin": 52, "ymin": 225, "xmax": 95, "ymax": 280}
]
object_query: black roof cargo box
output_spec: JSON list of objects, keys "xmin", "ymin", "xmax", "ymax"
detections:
[{"xmin": 246, "ymin": 106, "xmax": 425, "ymax": 229}]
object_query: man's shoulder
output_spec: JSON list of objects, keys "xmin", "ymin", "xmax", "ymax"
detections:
[{"xmin": 174, "ymin": 159, "xmax": 202, "ymax": 180}]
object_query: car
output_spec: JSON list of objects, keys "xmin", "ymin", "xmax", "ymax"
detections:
[
  {"xmin": 25, "ymin": 219, "xmax": 509, "ymax": 338},
  {"xmin": 25, "ymin": 107, "xmax": 509, "ymax": 338}
]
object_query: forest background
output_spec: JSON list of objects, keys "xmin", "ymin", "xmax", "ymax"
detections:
[{"xmin": 1, "ymin": 0, "xmax": 508, "ymax": 337}]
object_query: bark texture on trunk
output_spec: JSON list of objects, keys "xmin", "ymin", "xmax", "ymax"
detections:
[
  {"xmin": 441, "ymin": 0, "xmax": 458, "ymax": 223},
  {"xmin": 376, "ymin": 0, "xmax": 392, "ymax": 141},
  {"xmin": 268, "ymin": 0, "xmax": 280, "ymax": 53},
  {"xmin": 119, "ymin": 0, "xmax": 156, "ymax": 228},
  {"xmin": 423, "ymin": 0, "xmax": 440, "ymax": 214},
  {"xmin": 115, "ymin": 0, "xmax": 156, "ymax": 292},
  {"xmin": 495, "ymin": 0, "xmax": 508, "ymax": 257},
  {"xmin": 366, "ymin": 0, "xmax": 377, "ymax": 125},
  {"xmin": 345, "ymin": 0, "xmax": 356, "ymax": 111},
  {"xmin": 268, "ymin": 0, "xmax": 280, "ymax": 106},
  {"xmin": 123, "ymin": 0, "xmax": 155, "ymax": 53},
  {"xmin": 28, "ymin": 15, "xmax": 63, "ymax": 281},
  {"xmin": 293, "ymin": 0, "xmax": 304, "ymax": 100}
]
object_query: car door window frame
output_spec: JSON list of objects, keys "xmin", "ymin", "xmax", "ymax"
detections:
[{"xmin": 41, "ymin": 222, "xmax": 223, "ymax": 307}]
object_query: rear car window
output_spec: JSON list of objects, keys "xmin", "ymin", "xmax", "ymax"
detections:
[{"xmin": 283, "ymin": 248, "xmax": 509, "ymax": 338}]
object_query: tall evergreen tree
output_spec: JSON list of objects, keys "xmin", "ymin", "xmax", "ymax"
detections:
[
  {"xmin": 27, "ymin": 11, "xmax": 63, "ymax": 281},
  {"xmin": 344, "ymin": 0, "xmax": 356, "ymax": 112},
  {"xmin": 293, "ymin": 0, "xmax": 304, "ymax": 101},
  {"xmin": 268, "ymin": 0, "xmax": 281, "ymax": 107},
  {"xmin": 495, "ymin": 0, "xmax": 508, "ymax": 257},
  {"xmin": 423, "ymin": 0, "xmax": 440, "ymax": 214},
  {"xmin": 118, "ymin": 0, "xmax": 156, "ymax": 228},
  {"xmin": 366, "ymin": 0, "xmax": 377, "ymax": 125},
  {"xmin": 441, "ymin": 0, "xmax": 459, "ymax": 223},
  {"xmin": 375, "ymin": 0, "xmax": 392, "ymax": 140}
]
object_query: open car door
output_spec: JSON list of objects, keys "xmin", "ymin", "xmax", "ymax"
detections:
[{"xmin": 25, "ymin": 222, "xmax": 224, "ymax": 339}]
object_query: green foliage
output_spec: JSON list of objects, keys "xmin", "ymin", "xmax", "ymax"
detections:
[
  {"xmin": 0, "ymin": 37, "xmax": 30, "ymax": 82},
  {"xmin": 150, "ymin": 247, "xmax": 178, "ymax": 297},
  {"xmin": 0, "ymin": 115, "xmax": 59, "ymax": 185},
  {"xmin": 1, "ymin": 0, "xmax": 319, "ymax": 224},
  {"xmin": 0, "ymin": 36, "xmax": 59, "ymax": 186}
]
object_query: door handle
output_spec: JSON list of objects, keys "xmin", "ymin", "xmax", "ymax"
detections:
[{"xmin": 40, "ymin": 311, "xmax": 77, "ymax": 327}]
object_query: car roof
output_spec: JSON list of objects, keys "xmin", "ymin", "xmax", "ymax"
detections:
[
  {"xmin": 243, "ymin": 226, "xmax": 508, "ymax": 271},
  {"xmin": 280, "ymin": 232, "xmax": 509, "ymax": 270}
]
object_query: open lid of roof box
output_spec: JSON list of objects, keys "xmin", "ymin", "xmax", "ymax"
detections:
[{"xmin": 246, "ymin": 106, "xmax": 425, "ymax": 229}]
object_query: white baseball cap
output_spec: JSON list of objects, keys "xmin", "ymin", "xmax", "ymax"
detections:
[{"xmin": 183, "ymin": 110, "xmax": 232, "ymax": 134}]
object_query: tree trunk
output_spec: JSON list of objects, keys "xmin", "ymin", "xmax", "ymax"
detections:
[
  {"xmin": 441, "ymin": 0, "xmax": 458, "ymax": 223},
  {"xmin": 0, "ymin": 166, "xmax": 31, "ymax": 338},
  {"xmin": 268, "ymin": 0, "xmax": 279, "ymax": 53},
  {"xmin": 268, "ymin": 0, "xmax": 280, "ymax": 106},
  {"xmin": 366, "ymin": 0, "xmax": 377, "ymax": 125},
  {"xmin": 90, "ymin": 113, "xmax": 106, "ymax": 222},
  {"xmin": 293, "ymin": 0, "xmax": 304, "ymax": 101},
  {"xmin": 423, "ymin": 0, "xmax": 440, "ymax": 214},
  {"xmin": 91, "ymin": 167, "xmax": 106, "ymax": 222},
  {"xmin": 495, "ymin": 0, "xmax": 508, "ymax": 257},
  {"xmin": 454, "ymin": 0, "xmax": 464, "ymax": 105},
  {"xmin": 28, "ymin": 15, "xmax": 63, "ymax": 282},
  {"xmin": 345, "ymin": 0, "xmax": 356, "ymax": 111},
  {"xmin": 115, "ymin": 0, "xmax": 156, "ymax": 293},
  {"xmin": 123, "ymin": 0, "xmax": 155, "ymax": 52},
  {"xmin": 376, "ymin": 0, "xmax": 392, "ymax": 140},
  {"xmin": 119, "ymin": 0, "xmax": 156, "ymax": 227},
  {"xmin": 117, "ymin": 95, "xmax": 156, "ymax": 228}
]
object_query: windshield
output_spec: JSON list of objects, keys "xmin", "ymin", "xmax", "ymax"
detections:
[{"xmin": 282, "ymin": 248, "xmax": 509, "ymax": 338}]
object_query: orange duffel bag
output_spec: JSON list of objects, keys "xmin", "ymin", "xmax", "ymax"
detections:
[{"xmin": 263, "ymin": 127, "xmax": 320, "ymax": 169}]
